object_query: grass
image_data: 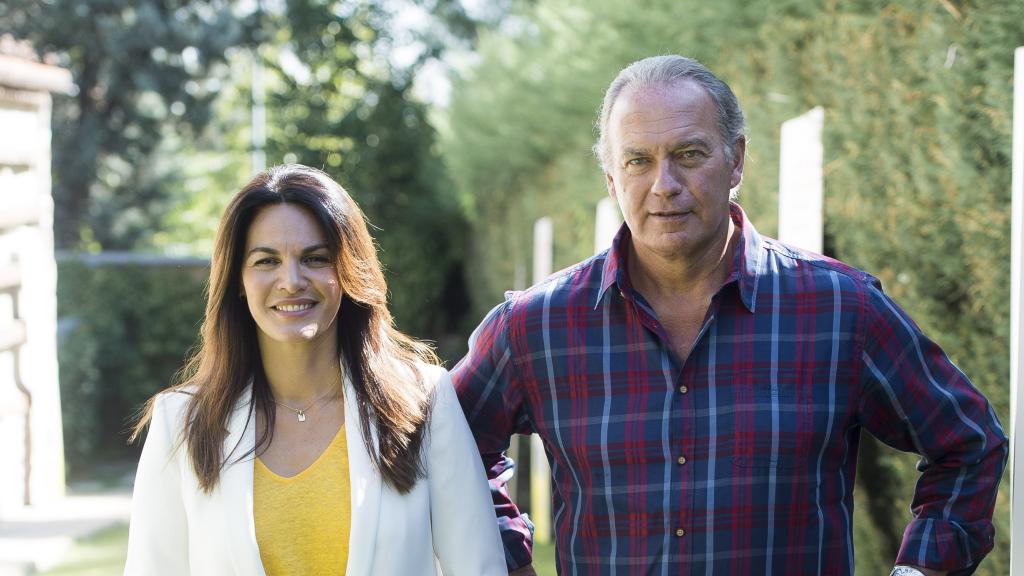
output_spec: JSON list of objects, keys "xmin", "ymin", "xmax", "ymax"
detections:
[
  {"xmin": 37, "ymin": 524, "xmax": 128, "ymax": 576},
  {"xmin": 533, "ymin": 539, "xmax": 558, "ymax": 575},
  {"xmin": 35, "ymin": 520, "xmax": 556, "ymax": 575}
]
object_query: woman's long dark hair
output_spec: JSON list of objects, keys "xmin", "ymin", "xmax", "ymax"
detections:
[{"xmin": 132, "ymin": 164, "xmax": 438, "ymax": 494}]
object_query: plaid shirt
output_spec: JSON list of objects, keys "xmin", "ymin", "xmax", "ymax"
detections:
[{"xmin": 451, "ymin": 203, "xmax": 1006, "ymax": 576}]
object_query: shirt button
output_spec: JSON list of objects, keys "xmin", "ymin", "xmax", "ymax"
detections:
[
  {"xmin": 675, "ymin": 528, "xmax": 686, "ymax": 537},
  {"xmin": 677, "ymin": 456, "xmax": 687, "ymax": 465},
  {"xmin": 678, "ymin": 385, "xmax": 688, "ymax": 394}
]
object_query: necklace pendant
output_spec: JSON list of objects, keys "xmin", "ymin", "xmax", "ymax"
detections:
[{"xmin": 297, "ymin": 411, "xmax": 307, "ymax": 422}]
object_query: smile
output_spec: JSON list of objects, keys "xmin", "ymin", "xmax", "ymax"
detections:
[{"xmin": 273, "ymin": 303, "xmax": 315, "ymax": 312}]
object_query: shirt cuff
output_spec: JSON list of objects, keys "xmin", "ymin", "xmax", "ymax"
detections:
[
  {"xmin": 502, "ymin": 512, "xmax": 536, "ymax": 571},
  {"xmin": 895, "ymin": 517, "xmax": 994, "ymax": 575}
]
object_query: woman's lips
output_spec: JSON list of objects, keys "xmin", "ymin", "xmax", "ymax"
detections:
[{"xmin": 271, "ymin": 300, "xmax": 317, "ymax": 315}]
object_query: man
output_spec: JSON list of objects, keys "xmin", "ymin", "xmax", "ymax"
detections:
[{"xmin": 451, "ymin": 55, "xmax": 1006, "ymax": 576}]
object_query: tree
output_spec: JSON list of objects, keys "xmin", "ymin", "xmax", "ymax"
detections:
[{"xmin": 0, "ymin": 0, "xmax": 254, "ymax": 249}]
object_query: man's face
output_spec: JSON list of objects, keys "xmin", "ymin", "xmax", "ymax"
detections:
[{"xmin": 605, "ymin": 79, "xmax": 744, "ymax": 263}]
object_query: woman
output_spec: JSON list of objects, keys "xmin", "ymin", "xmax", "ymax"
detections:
[{"xmin": 124, "ymin": 164, "xmax": 505, "ymax": 575}]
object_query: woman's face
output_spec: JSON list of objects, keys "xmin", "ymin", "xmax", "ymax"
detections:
[{"xmin": 240, "ymin": 203, "xmax": 343, "ymax": 347}]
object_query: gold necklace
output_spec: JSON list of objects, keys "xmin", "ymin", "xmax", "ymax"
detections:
[{"xmin": 272, "ymin": 386, "xmax": 339, "ymax": 422}]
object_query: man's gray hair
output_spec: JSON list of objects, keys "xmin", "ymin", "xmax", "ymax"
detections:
[{"xmin": 594, "ymin": 55, "xmax": 747, "ymax": 171}]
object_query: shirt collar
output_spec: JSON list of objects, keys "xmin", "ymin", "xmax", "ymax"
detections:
[
  {"xmin": 595, "ymin": 222, "xmax": 631, "ymax": 308},
  {"xmin": 594, "ymin": 201, "xmax": 763, "ymax": 313}
]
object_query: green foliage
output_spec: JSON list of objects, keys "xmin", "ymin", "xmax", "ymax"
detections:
[
  {"xmin": 57, "ymin": 260, "xmax": 206, "ymax": 477},
  {"xmin": 0, "ymin": 0, "xmax": 254, "ymax": 250},
  {"xmin": 147, "ymin": 51, "xmax": 255, "ymax": 257},
  {"xmin": 444, "ymin": 0, "xmax": 1021, "ymax": 573}
]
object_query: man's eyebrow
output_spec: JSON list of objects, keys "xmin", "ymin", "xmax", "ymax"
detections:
[
  {"xmin": 622, "ymin": 146, "xmax": 650, "ymax": 157},
  {"xmin": 622, "ymin": 138, "xmax": 712, "ymax": 158},
  {"xmin": 672, "ymin": 137, "xmax": 712, "ymax": 150}
]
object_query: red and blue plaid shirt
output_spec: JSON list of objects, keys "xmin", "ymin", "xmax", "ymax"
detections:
[{"xmin": 451, "ymin": 203, "xmax": 1006, "ymax": 575}]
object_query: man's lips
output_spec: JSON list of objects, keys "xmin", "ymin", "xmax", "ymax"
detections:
[{"xmin": 650, "ymin": 210, "xmax": 690, "ymax": 219}]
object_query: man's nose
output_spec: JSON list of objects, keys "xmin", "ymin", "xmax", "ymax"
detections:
[{"xmin": 652, "ymin": 161, "xmax": 683, "ymax": 197}]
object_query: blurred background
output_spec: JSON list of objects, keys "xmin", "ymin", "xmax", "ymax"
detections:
[{"xmin": 0, "ymin": 0, "xmax": 1021, "ymax": 574}]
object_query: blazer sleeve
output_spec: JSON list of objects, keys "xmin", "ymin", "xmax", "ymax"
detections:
[
  {"xmin": 124, "ymin": 392, "xmax": 191, "ymax": 575},
  {"xmin": 427, "ymin": 368, "xmax": 508, "ymax": 575}
]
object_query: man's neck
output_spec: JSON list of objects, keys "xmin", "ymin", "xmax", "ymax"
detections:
[{"xmin": 627, "ymin": 219, "xmax": 738, "ymax": 304}]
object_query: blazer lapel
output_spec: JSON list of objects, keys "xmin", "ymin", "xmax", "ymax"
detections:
[
  {"xmin": 344, "ymin": 373, "xmax": 382, "ymax": 576},
  {"xmin": 220, "ymin": 385, "xmax": 266, "ymax": 575}
]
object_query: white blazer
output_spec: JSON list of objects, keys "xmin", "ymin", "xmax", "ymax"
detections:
[{"xmin": 124, "ymin": 365, "xmax": 506, "ymax": 575}]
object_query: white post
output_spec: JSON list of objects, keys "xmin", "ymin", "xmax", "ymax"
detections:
[
  {"xmin": 595, "ymin": 197, "xmax": 621, "ymax": 254},
  {"xmin": 531, "ymin": 217, "xmax": 553, "ymax": 544},
  {"xmin": 778, "ymin": 106, "xmax": 825, "ymax": 253},
  {"xmin": 514, "ymin": 261, "xmax": 527, "ymax": 291},
  {"xmin": 533, "ymin": 217, "xmax": 553, "ymax": 285},
  {"xmin": 1010, "ymin": 45, "xmax": 1024, "ymax": 576}
]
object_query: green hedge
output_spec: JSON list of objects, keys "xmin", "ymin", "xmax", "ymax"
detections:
[{"xmin": 57, "ymin": 258, "xmax": 207, "ymax": 478}]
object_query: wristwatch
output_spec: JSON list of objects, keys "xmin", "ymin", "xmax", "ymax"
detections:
[{"xmin": 890, "ymin": 567, "xmax": 927, "ymax": 576}]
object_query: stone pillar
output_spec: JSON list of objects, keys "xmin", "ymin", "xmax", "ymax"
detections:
[
  {"xmin": 0, "ymin": 42, "xmax": 72, "ymax": 516},
  {"xmin": 778, "ymin": 107, "xmax": 825, "ymax": 253},
  {"xmin": 1010, "ymin": 45, "xmax": 1024, "ymax": 576}
]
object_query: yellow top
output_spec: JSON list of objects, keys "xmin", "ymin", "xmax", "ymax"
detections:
[{"xmin": 254, "ymin": 425, "xmax": 350, "ymax": 575}]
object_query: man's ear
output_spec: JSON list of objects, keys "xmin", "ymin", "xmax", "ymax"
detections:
[
  {"xmin": 730, "ymin": 136, "xmax": 746, "ymax": 189},
  {"xmin": 605, "ymin": 172, "xmax": 618, "ymax": 201}
]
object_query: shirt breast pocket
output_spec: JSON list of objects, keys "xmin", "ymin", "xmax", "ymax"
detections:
[{"xmin": 729, "ymin": 380, "xmax": 811, "ymax": 470}]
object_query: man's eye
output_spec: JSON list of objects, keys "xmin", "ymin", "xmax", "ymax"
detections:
[
  {"xmin": 680, "ymin": 150, "xmax": 704, "ymax": 160},
  {"xmin": 626, "ymin": 158, "xmax": 648, "ymax": 167}
]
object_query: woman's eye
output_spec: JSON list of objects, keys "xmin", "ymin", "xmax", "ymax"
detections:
[
  {"xmin": 253, "ymin": 257, "xmax": 276, "ymax": 266},
  {"xmin": 305, "ymin": 255, "xmax": 332, "ymax": 265}
]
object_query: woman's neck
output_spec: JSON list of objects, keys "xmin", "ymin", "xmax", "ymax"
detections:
[{"xmin": 257, "ymin": 332, "xmax": 342, "ymax": 404}]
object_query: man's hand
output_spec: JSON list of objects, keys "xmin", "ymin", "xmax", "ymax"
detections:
[{"xmin": 509, "ymin": 566, "xmax": 538, "ymax": 576}]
